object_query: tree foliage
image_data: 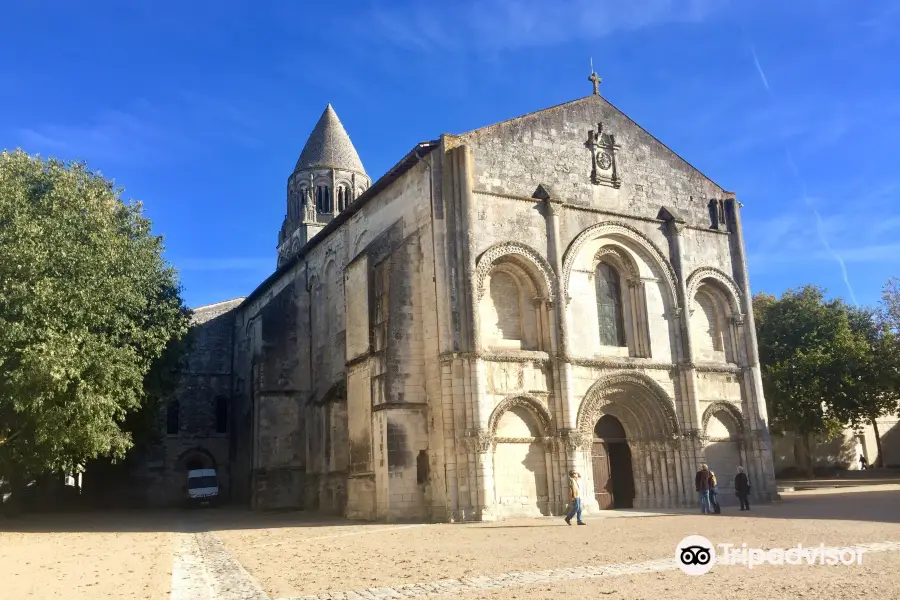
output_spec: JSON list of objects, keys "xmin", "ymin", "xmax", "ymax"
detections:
[
  {"xmin": 882, "ymin": 277, "xmax": 900, "ymax": 335},
  {"xmin": 0, "ymin": 150, "xmax": 191, "ymax": 481},
  {"xmin": 753, "ymin": 286, "xmax": 855, "ymax": 474},
  {"xmin": 835, "ymin": 305, "xmax": 900, "ymax": 467}
]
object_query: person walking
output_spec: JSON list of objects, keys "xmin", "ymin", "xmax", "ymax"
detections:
[
  {"xmin": 695, "ymin": 463, "xmax": 712, "ymax": 515},
  {"xmin": 564, "ymin": 470, "xmax": 586, "ymax": 526},
  {"xmin": 734, "ymin": 466, "xmax": 751, "ymax": 511},
  {"xmin": 708, "ymin": 469, "xmax": 720, "ymax": 514}
]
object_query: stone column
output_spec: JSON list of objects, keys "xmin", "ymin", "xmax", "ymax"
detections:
[
  {"xmin": 542, "ymin": 439, "xmax": 557, "ymax": 515},
  {"xmin": 464, "ymin": 430, "xmax": 496, "ymax": 521},
  {"xmin": 661, "ymin": 214, "xmax": 704, "ymax": 476},
  {"xmin": 672, "ymin": 438, "xmax": 686, "ymax": 506},
  {"xmin": 726, "ymin": 196, "xmax": 777, "ymax": 499},
  {"xmin": 542, "ymin": 196, "xmax": 576, "ymax": 431}
]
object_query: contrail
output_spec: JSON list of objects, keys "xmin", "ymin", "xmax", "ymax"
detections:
[
  {"xmin": 748, "ymin": 43, "xmax": 770, "ymax": 90},
  {"xmin": 783, "ymin": 150, "xmax": 859, "ymax": 306},
  {"xmin": 741, "ymin": 29, "xmax": 858, "ymax": 305}
]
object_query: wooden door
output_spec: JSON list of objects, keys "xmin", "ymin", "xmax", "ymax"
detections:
[{"xmin": 592, "ymin": 441, "xmax": 613, "ymax": 509}]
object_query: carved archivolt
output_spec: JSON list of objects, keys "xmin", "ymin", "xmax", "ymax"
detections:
[
  {"xmin": 475, "ymin": 242, "xmax": 557, "ymax": 302},
  {"xmin": 593, "ymin": 245, "xmax": 639, "ymax": 279},
  {"xmin": 685, "ymin": 267, "xmax": 744, "ymax": 316},
  {"xmin": 487, "ymin": 394, "xmax": 554, "ymax": 438},
  {"xmin": 576, "ymin": 372, "xmax": 680, "ymax": 440},
  {"xmin": 562, "ymin": 221, "xmax": 679, "ymax": 309},
  {"xmin": 701, "ymin": 400, "xmax": 745, "ymax": 436}
]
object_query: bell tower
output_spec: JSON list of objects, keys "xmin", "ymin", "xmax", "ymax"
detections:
[{"xmin": 277, "ymin": 104, "xmax": 370, "ymax": 267}]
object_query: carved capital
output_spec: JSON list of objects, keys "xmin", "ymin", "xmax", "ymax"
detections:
[
  {"xmin": 463, "ymin": 429, "xmax": 493, "ymax": 454},
  {"xmin": 560, "ymin": 429, "xmax": 588, "ymax": 452},
  {"xmin": 732, "ymin": 313, "xmax": 745, "ymax": 326}
]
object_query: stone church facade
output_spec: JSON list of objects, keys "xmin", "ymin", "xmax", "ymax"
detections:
[{"xmin": 152, "ymin": 79, "xmax": 778, "ymax": 520}]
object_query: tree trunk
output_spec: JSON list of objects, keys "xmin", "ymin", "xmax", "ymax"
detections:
[
  {"xmin": 800, "ymin": 433, "xmax": 814, "ymax": 478},
  {"xmin": 872, "ymin": 418, "xmax": 884, "ymax": 468}
]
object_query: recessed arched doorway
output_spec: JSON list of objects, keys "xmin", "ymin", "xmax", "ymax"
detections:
[{"xmin": 592, "ymin": 415, "xmax": 635, "ymax": 509}]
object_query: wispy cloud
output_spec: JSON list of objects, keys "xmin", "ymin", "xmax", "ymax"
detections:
[
  {"xmin": 361, "ymin": 0, "xmax": 721, "ymax": 52},
  {"xmin": 739, "ymin": 28, "xmax": 864, "ymax": 304},
  {"xmin": 15, "ymin": 93, "xmax": 263, "ymax": 167},
  {"xmin": 744, "ymin": 178, "xmax": 900, "ymax": 281},
  {"xmin": 18, "ymin": 103, "xmax": 190, "ymax": 166}
]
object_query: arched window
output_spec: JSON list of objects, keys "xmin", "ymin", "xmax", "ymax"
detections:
[
  {"xmin": 489, "ymin": 271, "xmax": 521, "ymax": 340},
  {"xmin": 692, "ymin": 287, "xmax": 732, "ymax": 362},
  {"xmin": 316, "ymin": 185, "xmax": 332, "ymax": 213},
  {"xmin": 166, "ymin": 401, "xmax": 179, "ymax": 435},
  {"xmin": 696, "ymin": 293, "xmax": 723, "ymax": 351},
  {"xmin": 336, "ymin": 185, "xmax": 351, "ymax": 212},
  {"xmin": 595, "ymin": 262, "xmax": 625, "ymax": 346},
  {"xmin": 297, "ymin": 187, "xmax": 307, "ymax": 218}
]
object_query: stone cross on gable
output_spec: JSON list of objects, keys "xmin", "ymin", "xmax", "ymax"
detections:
[{"xmin": 589, "ymin": 71, "xmax": 602, "ymax": 95}]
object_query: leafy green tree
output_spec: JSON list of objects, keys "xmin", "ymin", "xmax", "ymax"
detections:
[
  {"xmin": 882, "ymin": 277, "xmax": 900, "ymax": 335},
  {"xmin": 829, "ymin": 305, "xmax": 900, "ymax": 468},
  {"xmin": 0, "ymin": 150, "xmax": 190, "ymax": 487},
  {"xmin": 753, "ymin": 286, "xmax": 856, "ymax": 476}
]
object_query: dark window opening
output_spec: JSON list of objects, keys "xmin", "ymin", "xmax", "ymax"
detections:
[
  {"xmin": 215, "ymin": 396, "xmax": 228, "ymax": 434},
  {"xmin": 185, "ymin": 458, "xmax": 205, "ymax": 471},
  {"xmin": 595, "ymin": 263, "xmax": 625, "ymax": 346},
  {"xmin": 166, "ymin": 401, "xmax": 179, "ymax": 435},
  {"xmin": 416, "ymin": 450, "xmax": 429, "ymax": 484},
  {"xmin": 336, "ymin": 185, "xmax": 351, "ymax": 212},
  {"xmin": 316, "ymin": 185, "xmax": 332, "ymax": 213}
]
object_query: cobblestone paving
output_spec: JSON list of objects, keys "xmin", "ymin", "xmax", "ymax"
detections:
[
  {"xmin": 274, "ymin": 541, "xmax": 900, "ymax": 600},
  {"xmin": 172, "ymin": 529, "xmax": 268, "ymax": 600}
]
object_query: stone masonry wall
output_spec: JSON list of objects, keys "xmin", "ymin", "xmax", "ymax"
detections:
[
  {"xmin": 146, "ymin": 298, "xmax": 243, "ymax": 507},
  {"xmin": 234, "ymin": 156, "xmax": 447, "ymax": 519}
]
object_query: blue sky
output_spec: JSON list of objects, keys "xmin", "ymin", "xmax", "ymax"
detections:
[{"xmin": 2, "ymin": 1, "xmax": 898, "ymax": 309}]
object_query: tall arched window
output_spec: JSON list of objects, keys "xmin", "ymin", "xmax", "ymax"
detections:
[
  {"xmin": 489, "ymin": 271, "xmax": 521, "ymax": 340},
  {"xmin": 336, "ymin": 185, "xmax": 351, "ymax": 212},
  {"xmin": 696, "ymin": 293, "xmax": 722, "ymax": 351},
  {"xmin": 316, "ymin": 185, "xmax": 332, "ymax": 213},
  {"xmin": 692, "ymin": 289, "xmax": 729, "ymax": 362},
  {"xmin": 595, "ymin": 263, "xmax": 625, "ymax": 346}
]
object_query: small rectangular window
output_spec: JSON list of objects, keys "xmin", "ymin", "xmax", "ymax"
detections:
[
  {"xmin": 166, "ymin": 402, "xmax": 179, "ymax": 435},
  {"xmin": 215, "ymin": 397, "xmax": 228, "ymax": 434}
]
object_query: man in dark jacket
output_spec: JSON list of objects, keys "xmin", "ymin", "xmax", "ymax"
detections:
[
  {"xmin": 695, "ymin": 463, "xmax": 712, "ymax": 515},
  {"xmin": 734, "ymin": 466, "xmax": 751, "ymax": 511}
]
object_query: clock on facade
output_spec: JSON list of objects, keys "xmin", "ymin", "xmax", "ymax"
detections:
[{"xmin": 597, "ymin": 151, "xmax": 612, "ymax": 170}]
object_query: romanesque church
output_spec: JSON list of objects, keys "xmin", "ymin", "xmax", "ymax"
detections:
[{"xmin": 145, "ymin": 76, "xmax": 778, "ymax": 520}]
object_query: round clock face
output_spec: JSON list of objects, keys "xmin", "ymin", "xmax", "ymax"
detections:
[{"xmin": 597, "ymin": 151, "xmax": 612, "ymax": 170}]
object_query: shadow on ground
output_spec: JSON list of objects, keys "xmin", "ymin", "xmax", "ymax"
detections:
[{"xmin": 3, "ymin": 484, "xmax": 899, "ymax": 534}]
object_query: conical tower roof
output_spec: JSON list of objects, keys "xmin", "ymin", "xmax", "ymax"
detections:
[{"xmin": 294, "ymin": 104, "xmax": 367, "ymax": 175}]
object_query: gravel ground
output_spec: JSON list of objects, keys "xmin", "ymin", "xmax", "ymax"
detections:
[
  {"xmin": 213, "ymin": 484, "xmax": 900, "ymax": 598},
  {"xmin": 2, "ymin": 484, "xmax": 899, "ymax": 600},
  {"xmin": 0, "ymin": 512, "xmax": 174, "ymax": 600}
]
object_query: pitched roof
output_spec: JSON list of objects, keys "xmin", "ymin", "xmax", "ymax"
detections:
[{"xmin": 294, "ymin": 104, "xmax": 367, "ymax": 175}]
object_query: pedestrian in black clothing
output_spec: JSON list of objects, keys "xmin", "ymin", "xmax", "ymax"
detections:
[{"xmin": 734, "ymin": 466, "xmax": 751, "ymax": 511}]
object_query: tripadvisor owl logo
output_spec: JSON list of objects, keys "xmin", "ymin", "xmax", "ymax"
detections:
[{"xmin": 676, "ymin": 535, "xmax": 716, "ymax": 575}]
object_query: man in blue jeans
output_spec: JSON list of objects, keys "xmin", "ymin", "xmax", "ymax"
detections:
[
  {"xmin": 564, "ymin": 470, "xmax": 586, "ymax": 525},
  {"xmin": 695, "ymin": 463, "xmax": 712, "ymax": 514}
]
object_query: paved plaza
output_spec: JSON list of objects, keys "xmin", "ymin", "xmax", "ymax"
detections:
[{"xmin": 2, "ymin": 484, "xmax": 899, "ymax": 600}]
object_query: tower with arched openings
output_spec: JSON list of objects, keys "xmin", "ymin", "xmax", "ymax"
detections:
[{"xmin": 277, "ymin": 104, "xmax": 370, "ymax": 267}]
